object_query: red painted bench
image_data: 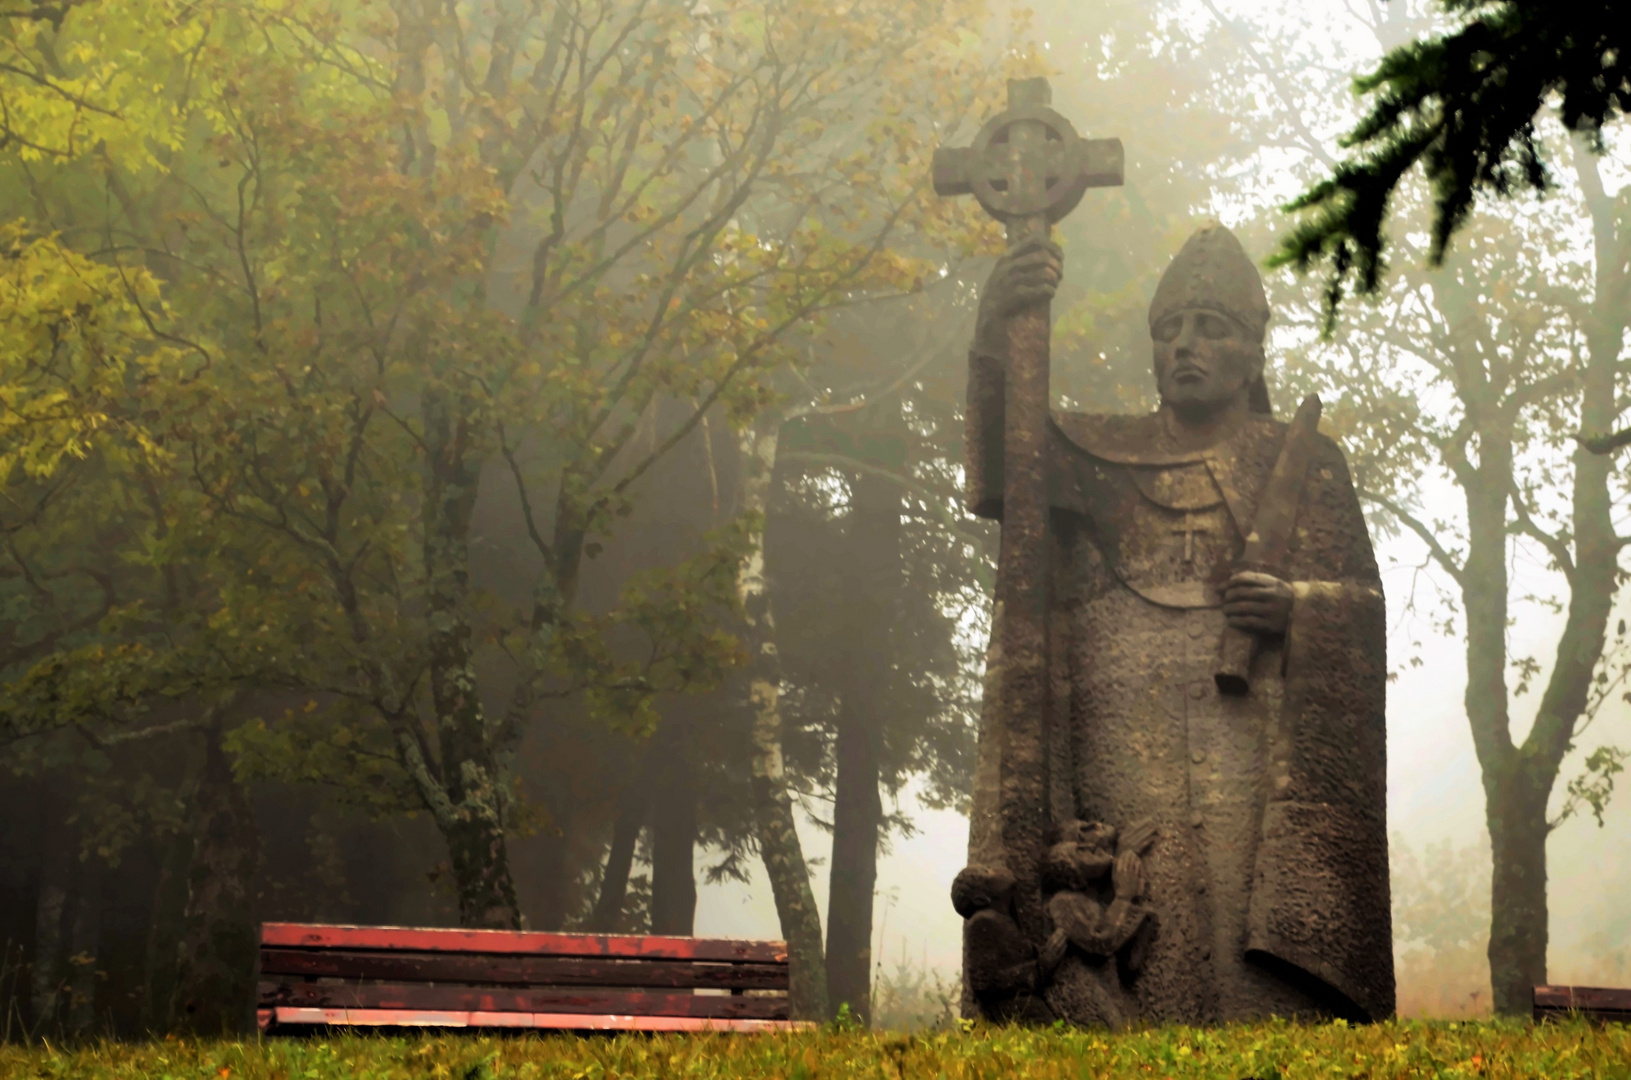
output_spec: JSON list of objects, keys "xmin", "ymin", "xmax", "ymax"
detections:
[
  {"xmin": 258, "ymin": 922, "xmax": 803, "ymax": 1033},
  {"xmin": 1534, "ymin": 984, "xmax": 1631, "ymax": 1024}
]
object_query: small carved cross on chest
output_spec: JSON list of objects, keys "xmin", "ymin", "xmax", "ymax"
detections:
[{"xmin": 1169, "ymin": 516, "xmax": 1211, "ymax": 564}]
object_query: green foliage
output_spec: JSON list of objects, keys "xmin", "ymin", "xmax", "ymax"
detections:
[
  {"xmin": 224, "ymin": 701, "xmax": 421, "ymax": 818},
  {"xmin": 0, "ymin": 225, "xmax": 168, "ymax": 479},
  {"xmin": 0, "ymin": 0, "xmax": 198, "ymax": 166},
  {"xmin": 555, "ymin": 519, "xmax": 757, "ymax": 736},
  {"xmin": 1, "ymin": 0, "xmax": 994, "ymax": 923},
  {"xmin": 1554, "ymin": 745, "xmax": 1630, "ymax": 829},
  {"xmin": 4, "ymin": 1022, "xmax": 1631, "ymax": 1078},
  {"xmin": 1272, "ymin": 1, "xmax": 1630, "ymax": 323}
]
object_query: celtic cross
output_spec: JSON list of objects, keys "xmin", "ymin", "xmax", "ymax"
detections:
[{"xmin": 932, "ymin": 78, "xmax": 1123, "ymax": 939}]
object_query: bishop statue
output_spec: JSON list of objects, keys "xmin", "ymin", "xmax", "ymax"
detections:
[{"xmin": 951, "ymin": 224, "xmax": 1394, "ymax": 1026}]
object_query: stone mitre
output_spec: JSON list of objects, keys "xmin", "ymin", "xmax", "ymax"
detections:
[{"xmin": 1148, "ymin": 221, "xmax": 1274, "ymax": 416}]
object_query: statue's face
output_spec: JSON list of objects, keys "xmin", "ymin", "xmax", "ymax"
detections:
[{"xmin": 1151, "ymin": 306, "xmax": 1263, "ymax": 416}]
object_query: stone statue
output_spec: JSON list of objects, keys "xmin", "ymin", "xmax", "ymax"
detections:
[{"xmin": 952, "ymin": 223, "xmax": 1393, "ymax": 1026}]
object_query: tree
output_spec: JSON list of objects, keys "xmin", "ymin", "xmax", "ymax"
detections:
[
  {"xmin": 575, "ymin": 297, "xmax": 988, "ymax": 1020},
  {"xmin": 1273, "ymin": 0, "xmax": 1629, "ymax": 320},
  {"xmin": 765, "ymin": 292, "xmax": 991, "ymax": 1023},
  {"xmin": 1292, "ymin": 141, "xmax": 1631, "ymax": 1014},
  {"xmin": 730, "ymin": 267, "xmax": 1005, "ymax": 1020},
  {"xmin": 0, "ymin": 71, "xmax": 203, "ymax": 1027},
  {"xmin": 1, "ymin": 0, "xmax": 1003, "ymax": 944},
  {"xmin": 1195, "ymin": 0, "xmax": 1631, "ymax": 1014},
  {"xmin": 1178, "ymin": 0, "xmax": 1631, "ymax": 1013},
  {"xmin": 3, "ymin": 6, "xmax": 1012, "ymax": 1012}
]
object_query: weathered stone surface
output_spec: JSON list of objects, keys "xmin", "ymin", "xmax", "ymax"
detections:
[
  {"xmin": 955, "ymin": 223, "xmax": 1393, "ymax": 1026},
  {"xmin": 933, "ymin": 78, "xmax": 1125, "ymax": 1024}
]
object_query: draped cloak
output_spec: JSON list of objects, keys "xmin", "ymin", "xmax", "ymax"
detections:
[{"xmin": 964, "ymin": 363, "xmax": 1394, "ymax": 1024}]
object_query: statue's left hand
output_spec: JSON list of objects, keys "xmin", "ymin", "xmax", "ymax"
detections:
[
  {"xmin": 1111, "ymin": 851, "xmax": 1146, "ymax": 901},
  {"xmin": 1222, "ymin": 571, "xmax": 1294, "ymax": 635}
]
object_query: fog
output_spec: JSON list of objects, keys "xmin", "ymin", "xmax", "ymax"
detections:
[
  {"xmin": 692, "ymin": 487, "xmax": 1631, "ymax": 1013},
  {"xmin": 686, "ymin": 0, "xmax": 1631, "ymax": 1017},
  {"xmin": 2, "ymin": 0, "xmax": 1628, "ymax": 1036}
]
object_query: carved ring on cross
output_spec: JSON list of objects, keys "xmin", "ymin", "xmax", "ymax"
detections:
[{"xmin": 932, "ymin": 101, "xmax": 1121, "ymax": 225}]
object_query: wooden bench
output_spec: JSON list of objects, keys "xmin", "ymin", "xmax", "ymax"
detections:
[
  {"xmin": 258, "ymin": 922, "xmax": 803, "ymax": 1033},
  {"xmin": 1534, "ymin": 984, "xmax": 1631, "ymax": 1024}
]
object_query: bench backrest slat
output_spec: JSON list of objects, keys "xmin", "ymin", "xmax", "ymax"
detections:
[
  {"xmin": 259, "ymin": 948, "xmax": 789, "ymax": 990},
  {"xmin": 1533, "ymin": 984, "xmax": 1631, "ymax": 1024},
  {"xmin": 1533, "ymin": 985, "xmax": 1631, "ymax": 1011},
  {"xmin": 261, "ymin": 922, "xmax": 788, "ymax": 964}
]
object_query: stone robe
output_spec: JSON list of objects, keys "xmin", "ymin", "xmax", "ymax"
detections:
[{"xmin": 965, "ymin": 369, "xmax": 1394, "ymax": 1025}]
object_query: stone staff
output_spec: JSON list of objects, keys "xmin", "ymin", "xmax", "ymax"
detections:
[
  {"xmin": 1214, "ymin": 392, "xmax": 1323, "ymax": 695},
  {"xmin": 932, "ymin": 80, "xmax": 1122, "ymax": 948}
]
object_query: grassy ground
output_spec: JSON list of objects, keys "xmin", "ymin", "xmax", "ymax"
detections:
[{"xmin": 3, "ymin": 1020, "xmax": 1628, "ymax": 1080}]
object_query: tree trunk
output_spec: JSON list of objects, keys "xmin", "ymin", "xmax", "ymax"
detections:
[
  {"xmin": 826, "ymin": 703, "xmax": 883, "ymax": 1021},
  {"xmin": 443, "ymin": 814, "xmax": 521, "ymax": 930},
  {"xmin": 751, "ymin": 674, "xmax": 828, "ymax": 1020},
  {"xmin": 140, "ymin": 830, "xmax": 192, "ymax": 1032},
  {"xmin": 422, "ymin": 384, "xmax": 521, "ymax": 930},
  {"xmin": 650, "ymin": 723, "xmax": 698, "ymax": 936},
  {"xmin": 173, "ymin": 725, "xmax": 260, "ymax": 1034},
  {"xmin": 30, "ymin": 811, "xmax": 71, "ymax": 1033},
  {"xmin": 824, "ymin": 433, "xmax": 902, "ymax": 1023},
  {"xmin": 590, "ymin": 768, "xmax": 650, "ymax": 932},
  {"xmin": 738, "ymin": 417, "xmax": 829, "ymax": 1020},
  {"xmin": 532, "ymin": 790, "xmax": 573, "ymax": 931},
  {"xmin": 64, "ymin": 859, "xmax": 103, "ymax": 1037},
  {"xmin": 1454, "ymin": 448, "xmax": 1523, "ymax": 1012},
  {"xmin": 1485, "ymin": 761, "xmax": 1551, "ymax": 1013}
]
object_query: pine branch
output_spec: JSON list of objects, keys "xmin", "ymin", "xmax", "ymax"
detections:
[{"xmin": 1272, "ymin": 2, "xmax": 1630, "ymax": 328}]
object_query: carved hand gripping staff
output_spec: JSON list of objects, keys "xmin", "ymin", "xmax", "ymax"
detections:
[
  {"xmin": 932, "ymin": 78, "xmax": 1123, "ymax": 954},
  {"xmin": 1213, "ymin": 392, "xmax": 1323, "ymax": 695}
]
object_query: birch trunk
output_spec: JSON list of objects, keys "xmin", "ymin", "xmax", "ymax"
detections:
[
  {"xmin": 825, "ymin": 438, "xmax": 901, "ymax": 1023},
  {"xmin": 738, "ymin": 415, "xmax": 829, "ymax": 1020},
  {"xmin": 421, "ymin": 384, "xmax": 522, "ymax": 930}
]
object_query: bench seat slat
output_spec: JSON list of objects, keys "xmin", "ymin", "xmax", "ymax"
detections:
[
  {"xmin": 260, "ymin": 1007, "xmax": 807, "ymax": 1032},
  {"xmin": 259, "ymin": 948, "xmax": 789, "ymax": 990},
  {"xmin": 261, "ymin": 923, "xmax": 785, "ymax": 964},
  {"xmin": 258, "ymin": 981, "xmax": 790, "ymax": 1020}
]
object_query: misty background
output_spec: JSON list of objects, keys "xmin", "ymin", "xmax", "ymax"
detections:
[
  {"xmin": 712, "ymin": 0, "xmax": 1631, "ymax": 1018},
  {"xmin": 2, "ymin": 0, "xmax": 1628, "ymax": 1036}
]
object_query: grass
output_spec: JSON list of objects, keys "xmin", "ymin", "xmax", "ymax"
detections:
[{"xmin": 2, "ymin": 1020, "xmax": 1628, "ymax": 1080}]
